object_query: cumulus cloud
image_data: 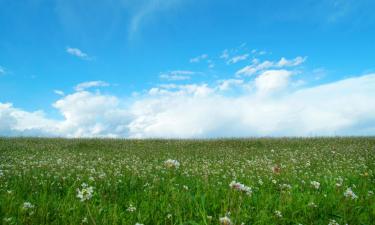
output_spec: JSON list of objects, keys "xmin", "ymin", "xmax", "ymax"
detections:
[
  {"xmin": 1, "ymin": 73, "xmax": 375, "ymax": 138},
  {"xmin": 66, "ymin": 47, "xmax": 91, "ymax": 60},
  {"xmin": 255, "ymin": 70, "xmax": 294, "ymax": 95},
  {"xmin": 75, "ymin": 81, "xmax": 109, "ymax": 91}
]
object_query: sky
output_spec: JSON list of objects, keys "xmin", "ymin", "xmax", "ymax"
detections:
[{"xmin": 0, "ymin": 0, "xmax": 375, "ymax": 138}]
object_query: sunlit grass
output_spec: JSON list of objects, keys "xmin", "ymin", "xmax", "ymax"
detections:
[{"xmin": 0, "ymin": 138, "xmax": 374, "ymax": 224}]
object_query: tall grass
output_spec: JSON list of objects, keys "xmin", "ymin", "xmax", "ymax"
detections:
[{"xmin": 0, "ymin": 138, "xmax": 374, "ymax": 224}]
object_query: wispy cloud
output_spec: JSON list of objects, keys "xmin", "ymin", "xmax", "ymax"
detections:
[
  {"xmin": 66, "ymin": 47, "xmax": 91, "ymax": 60},
  {"xmin": 227, "ymin": 54, "xmax": 249, "ymax": 64},
  {"xmin": 75, "ymin": 81, "xmax": 109, "ymax": 91},
  {"xmin": 129, "ymin": 0, "xmax": 185, "ymax": 39},
  {"xmin": 190, "ymin": 54, "xmax": 208, "ymax": 63},
  {"xmin": 236, "ymin": 56, "xmax": 306, "ymax": 77},
  {"xmin": 0, "ymin": 66, "xmax": 6, "ymax": 75},
  {"xmin": 54, "ymin": 90, "xmax": 65, "ymax": 96},
  {"xmin": 159, "ymin": 70, "xmax": 194, "ymax": 81}
]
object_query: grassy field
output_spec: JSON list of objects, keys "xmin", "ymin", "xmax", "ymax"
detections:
[{"xmin": 0, "ymin": 138, "xmax": 374, "ymax": 225}]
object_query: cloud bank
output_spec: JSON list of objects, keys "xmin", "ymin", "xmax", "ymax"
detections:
[{"xmin": 1, "ymin": 71, "xmax": 375, "ymax": 138}]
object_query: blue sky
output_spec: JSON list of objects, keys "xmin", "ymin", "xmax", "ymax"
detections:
[{"xmin": 1, "ymin": 0, "xmax": 375, "ymax": 137}]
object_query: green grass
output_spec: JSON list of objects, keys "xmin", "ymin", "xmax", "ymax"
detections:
[{"xmin": 0, "ymin": 137, "xmax": 374, "ymax": 225}]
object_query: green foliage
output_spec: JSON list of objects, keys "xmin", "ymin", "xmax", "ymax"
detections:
[{"xmin": 0, "ymin": 138, "xmax": 374, "ymax": 224}]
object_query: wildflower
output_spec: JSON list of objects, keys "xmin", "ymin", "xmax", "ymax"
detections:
[
  {"xmin": 229, "ymin": 181, "xmax": 252, "ymax": 195},
  {"xmin": 328, "ymin": 219, "xmax": 339, "ymax": 225},
  {"xmin": 368, "ymin": 190, "xmax": 374, "ymax": 196},
  {"xmin": 308, "ymin": 202, "xmax": 317, "ymax": 208},
  {"xmin": 183, "ymin": 185, "xmax": 189, "ymax": 190},
  {"xmin": 274, "ymin": 210, "xmax": 282, "ymax": 218},
  {"xmin": 280, "ymin": 183, "xmax": 292, "ymax": 190},
  {"xmin": 311, "ymin": 181, "xmax": 320, "ymax": 189},
  {"xmin": 3, "ymin": 217, "xmax": 12, "ymax": 223},
  {"xmin": 272, "ymin": 165, "xmax": 281, "ymax": 174},
  {"xmin": 167, "ymin": 214, "xmax": 172, "ymax": 219},
  {"xmin": 164, "ymin": 159, "xmax": 180, "ymax": 169},
  {"xmin": 343, "ymin": 187, "xmax": 358, "ymax": 200},
  {"xmin": 23, "ymin": 202, "xmax": 35, "ymax": 210},
  {"xmin": 82, "ymin": 217, "xmax": 88, "ymax": 223},
  {"xmin": 135, "ymin": 223, "xmax": 144, "ymax": 225},
  {"xmin": 335, "ymin": 177, "xmax": 343, "ymax": 187},
  {"xmin": 127, "ymin": 204, "xmax": 136, "ymax": 212},
  {"xmin": 219, "ymin": 216, "xmax": 232, "ymax": 225},
  {"xmin": 76, "ymin": 183, "xmax": 94, "ymax": 202}
]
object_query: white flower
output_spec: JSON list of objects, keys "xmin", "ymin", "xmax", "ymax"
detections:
[
  {"xmin": 368, "ymin": 190, "xmax": 374, "ymax": 196},
  {"xmin": 135, "ymin": 223, "xmax": 144, "ymax": 225},
  {"xmin": 308, "ymin": 202, "xmax": 317, "ymax": 208},
  {"xmin": 127, "ymin": 204, "xmax": 136, "ymax": 212},
  {"xmin": 164, "ymin": 159, "xmax": 180, "ymax": 169},
  {"xmin": 280, "ymin": 183, "xmax": 292, "ymax": 190},
  {"xmin": 229, "ymin": 181, "xmax": 252, "ymax": 195},
  {"xmin": 219, "ymin": 216, "xmax": 232, "ymax": 225},
  {"xmin": 274, "ymin": 210, "xmax": 282, "ymax": 218},
  {"xmin": 76, "ymin": 183, "xmax": 94, "ymax": 202},
  {"xmin": 344, "ymin": 187, "xmax": 358, "ymax": 200},
  {"xmin": 328, "ymin": 219, "xmax": 339, "ymax": 225},
  {"xmin": 23, "ymin": 202, "xmax": 35, "ymax": 210},
  {"xmin": 3, "ymin": 217, "xmax": 12, "ymax": 222},
  {"xmin": 336, "ymin": 177, "xmax": 343, "ymax": 187},
  {"xmin": 82, "ymin": 217, "xmax": 88, "ymax": 223},
  {"xmin": 311, "ymin": 181, "xmax": 320, "ymax": 189}
]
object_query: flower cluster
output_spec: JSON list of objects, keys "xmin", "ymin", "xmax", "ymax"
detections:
[
  {"xmin": 311, "ymin": 181, "xmax": 320, "ymax": 189},
  {"xmin": 328, "ymin": 219, "xmax": 339, "ymax": 225},
  {"xmin": 127, "ymin": 204, "xmax": 136, "ymax": 212},
  {"xmin": 219, "ymin": 216, "xmax": 232, "ymax": 225},
  {"xmin": 23, "ymin": 202, "xmax": 35, "ymax": 210},
  {"xmin": 76, "ymin": 183, "xmax": 94, "ymax": 202},
  {"xmin": 229, "ymin": 181, "xmax": 252, "ymax": 195},
  {"xmin": 164, "ymin": 159, "xmax": 180, "ymax": 169},
  {"xmin": 343, "ymin": 187, "xmax": 358, "ymax": 200}
]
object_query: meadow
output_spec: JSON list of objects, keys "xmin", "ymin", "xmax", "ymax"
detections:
[{"xmin": 0, "ymin": 137, "xmax": 374, "ymax": 225}]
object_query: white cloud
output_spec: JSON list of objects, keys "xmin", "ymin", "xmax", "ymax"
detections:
[
  {"xmin": 66, "ymin": 47, "xmax": 90, "ymax": 60},
  {"xmin": 277, "ymin": 56, "xmax": 306, "ymax": 67},
  {"xmin": 255, "ymin": 70, "xmax": 294, "ymax": 95},
  {"xmin": 75, "ymin": 81, "xmax": 109, "ymax": 91},
  {"xmin": 159, "ymin": 70, "xmax": 194, "ymax": 81},
  {"xmin": 217, "ymin": 79, "xmax": 245, "ymax": 91},
  {"xmin": 190, "ymin": 54, "xmax": 208, "ymax": 63},
  {"xmin": 236, "ymin": 56, "xmax": 306, "ymax": 76},
  {"xmin": 0, "ymin": 66, "xmax": 5, "ymax": 75},
  {"xmin": 227, "ymin": 54, "xmax": 249, "ymax": 64},
  {"xmin": 1, "ymin": 73, "xmax": 375, "ymax": 138},
  {"xmin": 54, "ymin": 90, "xmax": 65, "ymax": 96},
  {"xmin": 220, "ymin": 49, "xmax": 229, "ymax": 59}
]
